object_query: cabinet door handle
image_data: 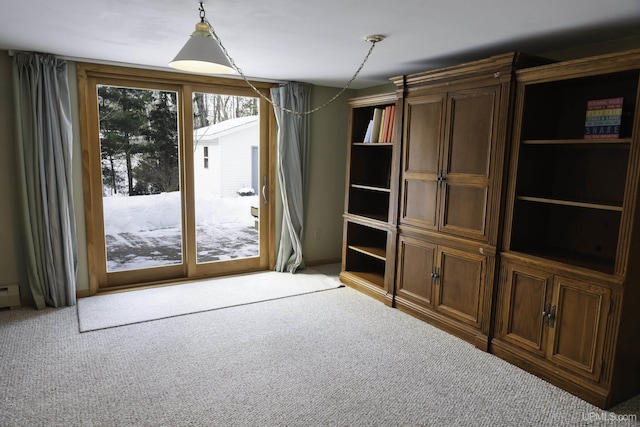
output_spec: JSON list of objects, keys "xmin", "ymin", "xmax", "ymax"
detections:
[
  {"xmin": 431, "ymin": 267, "xmax": 440, "ymax": 282},
  {"xmin": 542, "ymin": 303, "xmax": 556, "ymax": 328},
  {"xmin": 437, "ymin": 170, "xmax": 446, "ymax": 186},
  {"xmin": 548, "ymin": 305, "xmax": 556, "ymax": 328},
  {"xmin": 542, "ymin": 302, "xmax": 551, "ymax": 326}
]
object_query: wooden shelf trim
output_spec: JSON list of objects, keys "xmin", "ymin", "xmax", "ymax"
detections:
[
  {"xmin": 347, "ymin": 245, "xmax": 386, "ymax": 261},
  {"xmin": 506, "ymin": 248, "xmax": 616, "ymax": 277},
  {"xmin": 342, "ymin": 270, "xmax": 385, "ymax": 288},
  {"xmin": 345, "ymin": 212, "xmax": 389, "ymax": 223},
  {"xmin": 501, "ymin": 251, "xmax": 622, "ymax": 285},
  {"xmin": 351, "ymin": 184, "xmax": 391, "ymax": 193},
  {"xmin": 343, "ymin": 213, "xmax": 393, "ymax": 230},
  {"xmin": 352, "ymin": 142, "xmax": 394, "ymax": 147},
  {"xmin": 522, "ymin": 138, "xmax": 632, "ymax": 145},
  {"xmin": 517, "ymin": 196, "xmax": 623, "ymax": 212}
]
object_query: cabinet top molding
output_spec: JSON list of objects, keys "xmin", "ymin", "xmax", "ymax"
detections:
[
  {"xmin": 347, "ymin": 92, "xmax": 397, "ymax": 107},
  {"xmin": 516, "ymin": 47, "xmax": 640, "ymax": 84},
  {"xmin": 390, "ymin": 52, "xmax": 550, "ymax": 89}
]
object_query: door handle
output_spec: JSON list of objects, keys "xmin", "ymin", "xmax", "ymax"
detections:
[
  {"xmin": 431, "ymin": 267, "xmax": 440, "ymax": 283},
  {"xmin": 437, "ymin": 170, "xmax": 447, "ymax": 187},
  {"xmin": 548, "ymin": 305, "xmax": 556, "ymax": 328},
  {"xmin": 542, "ymin": 303, "xmax": 556, "ymax": 328},
  {"xmin": 262, "ymin": 176, "xmax": 268, "ymax": 205},
  {"xmin": 542, "ymin": 302, "xmax": 550, "ymax": 326}
]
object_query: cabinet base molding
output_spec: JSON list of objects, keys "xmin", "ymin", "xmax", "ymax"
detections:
[
  {"xmin": 491, "ymin": 339, "xmax": 611, "ymax": 408},
  {"xmin": 340, "ymin": 271, "xmax": 393, "ymax": 307},
  {"xmin": 394, "ymin": 296, "xmax": 489, "ymax": 351}
]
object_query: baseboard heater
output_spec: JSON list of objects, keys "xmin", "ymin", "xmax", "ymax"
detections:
[{"xmin": 0, "ymin": 283, "xmax": 20, "ymax": 309}]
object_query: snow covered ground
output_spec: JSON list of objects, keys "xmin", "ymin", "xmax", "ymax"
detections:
[{"xmin": 103, "ymin": 192, "xmax": 259, "ymax": 271}]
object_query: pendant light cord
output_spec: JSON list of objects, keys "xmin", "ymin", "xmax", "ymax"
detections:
[{"xmin": 203, "ymin": 17, "xmax": 382, "ymax": 115}]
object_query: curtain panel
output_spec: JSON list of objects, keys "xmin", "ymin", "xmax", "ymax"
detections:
[
  {"xmin": 271, "ymin": 82, "xmax": 311, "ymax": 273},
  {"xmin": 13, "ymin": 52, "xmax": 78, "ymax": 309}
]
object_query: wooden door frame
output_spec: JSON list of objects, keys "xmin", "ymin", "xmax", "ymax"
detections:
[{"xmin": 77, "ymin": 63, "xmax": 276, "ymax": 295}]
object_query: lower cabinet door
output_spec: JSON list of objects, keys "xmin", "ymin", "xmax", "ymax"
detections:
[
  {"xmin": 547, "ymin": 275, "xmax": 610, "ymax": 382},
  {"xmin": 395, "ymin": 235, "xmax": 436, "ymax": 308},
  {"xmin": 434, "ymin": 246, "xmax": 486, "ymax": 328},
  {"xmin": 498, "ymin": 262, "xmax": 553, "ymax": 357}
]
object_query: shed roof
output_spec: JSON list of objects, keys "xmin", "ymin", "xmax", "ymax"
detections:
[{"xmin": 194, "ymin": 115, "xmax": 259, "ymax": 142}]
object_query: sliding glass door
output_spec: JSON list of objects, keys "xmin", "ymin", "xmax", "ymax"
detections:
[
  {"xmin": 99, "ymin": 85, "xmax": 184, "ymax": 273},
  {"xmin": 188, "ymin": 87, "xmax": 268, "ymax": 278},
  {"xmin": 78, "ymin": 65, "xmax": 273, "ymax": 292}
]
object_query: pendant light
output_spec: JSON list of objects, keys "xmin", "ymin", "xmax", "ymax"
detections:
[
  {"xmin": 170, "ymin": 2, "xmax": 384, "ymax": 115},
  {"xmin": 169, "ymin": 3, "xmax": 234, "ymax": 74}
]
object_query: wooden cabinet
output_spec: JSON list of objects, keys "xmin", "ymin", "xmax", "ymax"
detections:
[
  {"xmin": 341, "ymin": 49, "xmax": 640, "ymax": 409},
  {"xmin": 497, "ymin": 262, "xmax": 552, "ymax": 357},
  {"xmin": 436, "ymin": 246, "xmax": 487, "ymax": 328},
  {"xmin": 395, "ymin": 235, "xmax": 436, "ymax": 309},
  {"xmin": 392, "ymin": 53, "xmax": 536, "ymax": 349},
  {"xmin": 495, "ymin": 259, "xmax": 610, "ymax": 382},
  {"xmin": 549, "ymin": 275, "xmax": 610, "ymax": 382},
  {"xmin": 340, "ymin": 93, "xmax": 399, "ymax": 305},
  {"xmin": 396, "ymin": 235, "xmax": 487, "ymax": 329},
  {"xmin": 494, "ymin": 48, "xmax": 640, "ymax": 408},
  {"xmin": 401, "ymin": 87, "xmax": 500, "ymax": 242}
]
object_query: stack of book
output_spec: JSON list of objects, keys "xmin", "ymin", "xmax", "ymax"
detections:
[
  {"xmin": 363, "ymin": 105, "xmax": 396, "ymax": 143},
  {"xmin": 584, "ymin": 97, "xmax": 623, "ymax": 139}
]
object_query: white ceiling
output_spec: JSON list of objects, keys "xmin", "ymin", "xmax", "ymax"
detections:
[{"xmin": 2, "ymin": 0, "xmax": 640, "ymax": 89}]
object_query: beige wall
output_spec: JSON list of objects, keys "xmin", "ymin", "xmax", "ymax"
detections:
[
  {"xmin": 302, "ymin": 86, "xmax": 353, "ymax": 264},
  {"xmin": 0, "ymin": 52, "xmax": 21, "ymax": 297},
  {"xmin": 355, "ymin": 83, "xmax": 397, "ymax": 98}
]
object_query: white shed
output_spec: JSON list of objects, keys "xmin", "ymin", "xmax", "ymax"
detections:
[{"xmin": 193, "ymin": 115, "xmax": 259, "ymax": 198}]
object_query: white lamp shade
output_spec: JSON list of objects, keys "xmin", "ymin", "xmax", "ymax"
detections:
[{"xmin": 170, "ymin": 24, "xmax": 235, "ymax": 74}]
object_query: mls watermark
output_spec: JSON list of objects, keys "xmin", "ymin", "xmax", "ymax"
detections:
[{"xmin": 581, "ymin": 412, "xmax": 638, "ymax": 423}]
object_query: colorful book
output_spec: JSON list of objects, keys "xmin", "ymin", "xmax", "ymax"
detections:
[
  {"xmin": 387, "ymin": 105, "xmax": 396, "ymax": 142},
  {"xmin": 378, "ymin": 105, "xmax": 395, "ymax": 143},
  {"xmin": 370, "ymin": 108, "xmax": 385, "ymax": 143},
  {"xmin": 584, "ymin": 97, "xmax": 623, "ymax": 139},
  {"xmin": 378, "ymin": 109, "xmax": 386, "ymax": 142},
  {"xmin": 380, "ymin": 106, "xmax": 390, "ymax": 142},
  {"xmin": 363, "ymin": 120, "xmax": 374, "ymax": 143}
]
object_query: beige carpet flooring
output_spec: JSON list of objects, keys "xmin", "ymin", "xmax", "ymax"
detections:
[
  {"xmin": 1, "ymin": 264, "xmax": 639, "ymax": 426},
  {"xmin": 77, "ymin": 266, "xmax": 341, "ymax": 331}
]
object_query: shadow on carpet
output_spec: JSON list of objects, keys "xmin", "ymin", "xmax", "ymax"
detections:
[{"xmin": 77, "ymin": 267, "xmax": 342, "ymax": 332}]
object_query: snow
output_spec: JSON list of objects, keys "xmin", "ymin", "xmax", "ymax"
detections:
[
  {"xmin": 103, "ymin": 192, "xmax": 259, "ymax": 271},
  {"xmin": 103, "ymin": 191, "xmax": 257, "ymax": 233}
]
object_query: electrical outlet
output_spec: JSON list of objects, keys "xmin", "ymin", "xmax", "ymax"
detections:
[{"xmin": 313, "ymin": 229, "xmax": 321, "ymax": 240}]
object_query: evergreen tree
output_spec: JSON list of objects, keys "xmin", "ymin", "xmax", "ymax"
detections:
[
  {"xmin": 98, "ymin": 86, "xmax": 152, "ymax": 195},
  {"xmin": 136, "ymin": 91, "xmax": 179, "ymax": 194}
]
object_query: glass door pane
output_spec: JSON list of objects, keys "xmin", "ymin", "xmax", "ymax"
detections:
[
  {"xmin": 98, "ymin": 85, "xmax": 182, "ymax": 272},
  {"xmin": 192, "ymin": 92, "xmax": 260, "ymax": 264}
]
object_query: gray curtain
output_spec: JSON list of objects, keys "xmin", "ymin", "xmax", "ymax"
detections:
[
  {"xmin": 13, "ymin": 52, "xmax": 77, "ymax": 309},
  {"xmin": 271, "ymin": 82, "xmax": 311, "ymax": 273}
]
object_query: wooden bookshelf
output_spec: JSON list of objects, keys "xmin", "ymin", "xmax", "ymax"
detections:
[{"xmin": 340, "ymin": 93, "xmax": 399, "ymax": 305}]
